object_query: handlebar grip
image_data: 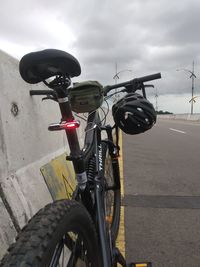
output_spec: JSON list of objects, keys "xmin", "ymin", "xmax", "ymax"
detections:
[
  {"xmin": 30, "ymin": 90, "xmax": 55, "ymax": 96},
  {"xmin": 137, "ymin": 73, "xmax": 161, "ymax": 83}
]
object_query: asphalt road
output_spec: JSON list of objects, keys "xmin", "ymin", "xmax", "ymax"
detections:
[{"xmin": 123, "ymin": 118, "xmax": 200, "ymax": 267}]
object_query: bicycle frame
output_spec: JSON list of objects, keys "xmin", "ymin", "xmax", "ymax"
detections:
[{"xmin": 55, "ymin": 87, "xmax": 114, "ymax": 266}]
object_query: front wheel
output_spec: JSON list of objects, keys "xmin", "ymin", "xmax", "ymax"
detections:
[
  {"xmin": 1, "ymin": 200, "xmax": 101, "ymax": 267},
  {"xmin": 102, "ymin": 141, "xmax": 121, "ymax": 243}
]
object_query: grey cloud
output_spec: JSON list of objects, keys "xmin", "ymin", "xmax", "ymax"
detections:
[{"xmin": 0, "ymin": 0, "xmax": 200, "ymax": 97}]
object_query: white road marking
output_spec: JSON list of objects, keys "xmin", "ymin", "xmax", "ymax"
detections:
[{"xmin": 169, "ymin": 128, "xmax": 186, "ymax": 134}]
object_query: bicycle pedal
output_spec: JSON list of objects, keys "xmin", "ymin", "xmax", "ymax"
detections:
[{"xmin": 128, "ymin": 262, "xmax": 152, "ymax": 267}]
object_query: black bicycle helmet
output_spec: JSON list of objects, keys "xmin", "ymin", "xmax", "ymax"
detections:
[{"xmin": 112, "ymin": 93, "xmax": 156, "ymax": 135}]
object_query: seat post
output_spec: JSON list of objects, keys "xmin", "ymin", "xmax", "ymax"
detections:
[{"xmin": 53, "ymin": 81, "xmax": 87, "ymax": 190}]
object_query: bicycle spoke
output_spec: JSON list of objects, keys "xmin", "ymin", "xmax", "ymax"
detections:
[
  {"xmin": 49, "ymin": 239, "xmax": 64, "ymax": 267},
  {"xmin": 47, "ymin": 231, "xmax": 91, "ymax": 267}
]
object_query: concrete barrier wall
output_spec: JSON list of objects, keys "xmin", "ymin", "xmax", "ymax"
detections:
[
  {"xmin": 0, "ymin": 50, "xmax": 98, "ymax": 259},
  {"xmin": 158, "ymin": 114, "xmax": 200, "ymax": 121}
]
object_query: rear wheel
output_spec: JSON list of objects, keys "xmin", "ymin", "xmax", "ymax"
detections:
[
  {"xmin": 102, "ymin": 141, "xmax": 121, "ymax": 243},
  {"xmin": 1, "ymin": 200, "xmax": 101, "ymax": 267}
]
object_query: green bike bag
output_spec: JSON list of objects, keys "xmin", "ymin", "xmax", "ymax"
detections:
[{"xmin": 69, "ymin": 81, "xmax": 104, "ymax": 113}]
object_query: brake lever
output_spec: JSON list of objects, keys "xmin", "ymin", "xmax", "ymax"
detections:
[
  {"xmin": 125, "ymin": 81, "xmax": 147, "ymax": 98},
  {"xmin": 125, "ymin": 79, "xmax": 142, "ymax": 93}
]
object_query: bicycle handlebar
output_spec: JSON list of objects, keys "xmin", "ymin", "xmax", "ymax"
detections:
[
  {"xmin": 30, "ymin": 90, "xmax": 55, "ymax": 96},
  {"xmin": 29, "ymin": 72, "xmax": 161, "ymax": 98},
  {"xmin": 137, "ymin": 73, "xmax": 161, "ymax": 83},
  {"xmin": 104, "ymin": 72, "xmax": 161, "ymax": 95}
]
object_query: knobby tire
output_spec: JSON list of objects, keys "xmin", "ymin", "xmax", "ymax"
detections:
[{"xmin": 1, "ymin": 199, "xmax": 101, "ymax": 267}]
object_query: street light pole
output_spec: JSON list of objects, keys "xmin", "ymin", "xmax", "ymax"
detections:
[
  {"xmin": 191, "ymin": 61, "xmax": 195, "ymax": 115},
  {"xmin": 155, "ymin": 87, "xmax": 158, "ymax": 112},
  {"xmin": 113, "ymin": 69, "xmax": 133, "ymax": 81},
  {"xmin": 114, "ymin": 63, "xmax": 118, "ymax": 101},
  {"xmin": 177, "ymin": 61, "xmax": 196, "ymax": 115},
  {"xmin": 113, "ymin": 66, "xmax": 133, "ymax": 101},
  {"xmin": 114, "ymin": 62, "xmax": 118, "ymax": 84}
]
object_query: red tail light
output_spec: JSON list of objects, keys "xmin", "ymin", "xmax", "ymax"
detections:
[{"xmin": 63, "ymin": 120, "xmax": 80, "ymax": 129}]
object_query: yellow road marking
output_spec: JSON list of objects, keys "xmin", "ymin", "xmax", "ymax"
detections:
[
  {"xmin": 116, "ymin": 130, "xmax": 126, "ymax": 259},
  {"xmin": 119, "ymin": 130, "xmax": 124, "ymax": 198}
]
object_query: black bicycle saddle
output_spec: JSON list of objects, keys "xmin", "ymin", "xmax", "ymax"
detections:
[{"xmin": 19, "ymin": 49, "xmax": 81, "ymax": 84}]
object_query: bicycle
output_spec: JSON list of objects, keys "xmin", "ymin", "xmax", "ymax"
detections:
[{"xmin": 0, "ymin": 49, "xmax": 161, "ymax": 267}]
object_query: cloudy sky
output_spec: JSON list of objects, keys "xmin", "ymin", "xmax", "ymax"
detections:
[{"xmin": 1, "ymin": 0, "xmax": 200, "ymax": 113}]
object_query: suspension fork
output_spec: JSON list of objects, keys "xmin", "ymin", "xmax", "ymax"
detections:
[
  {"xmin": 103, "ymin": 125, "xmax": 119, "ymax": 157},
  {"xmin": 93, "ymin": 126, "xmax": 112, "ymax": 267},
  {"xmin": 102, "ymin": 125, "xmax": 121, "ymax": 190}
]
